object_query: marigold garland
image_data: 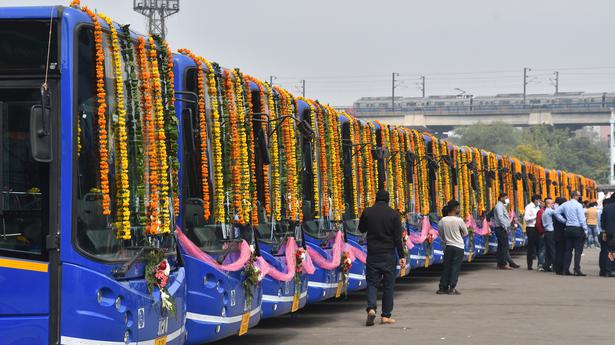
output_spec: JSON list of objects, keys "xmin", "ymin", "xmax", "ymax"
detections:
[
  {"xmin": 78, "ymin": 4, "xmax": 110, "ymax": 215},
  {"xmin": 243, "ymin": 75, "xmax": 259, "ymax": 225},
  {"xmin": 264, "ymin": 83, "xmax": 282, "ymax": 221},
  {"xmin": 232, "ymin": 69, "xmax": 251, "ymax": 224},
  {"xmin": 136, "ymin": 37, "xmax": 160, "ymax": 234},
  {"xmin": 100, "ymin": 13, "xmax": 131, "ymax": 239},
  {"xmin": 148, "ymin": 36, "xmax": 171, "ymax": 233}
]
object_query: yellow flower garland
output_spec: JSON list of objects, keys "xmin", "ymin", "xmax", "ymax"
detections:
[
  {"xmin": 100, "ymin": 13, "xmax": 131, "ymax": 239},
  {"xmin": 148, "ymin": 36, "xmax": 171, "ymax": 234}
]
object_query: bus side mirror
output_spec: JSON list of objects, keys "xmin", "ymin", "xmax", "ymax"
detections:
[{"xmin": 30, "ymin": 105, "xmax": 53, "ymax": 162}]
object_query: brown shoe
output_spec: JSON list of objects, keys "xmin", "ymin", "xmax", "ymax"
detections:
[
  {"xmin": 497, "ymin": 265, "xmax": 513, "ymax": 270},
  {"xmin": 366, "ymin": 309, "xmax": 376, "ymax": 327},
  {"xmin": 381, "ymin": 317, "xmax": 396, "ymax": 324}
]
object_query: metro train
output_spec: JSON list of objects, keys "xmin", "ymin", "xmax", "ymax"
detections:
[
  {"xmin": 354, "ymin": 92, "xmax": 615, "ymax": 113},
  {"xmin": 0, "ymin": 3, "xmax": 598, "ymax": 345}
]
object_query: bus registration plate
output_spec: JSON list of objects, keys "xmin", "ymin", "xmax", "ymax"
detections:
[{"xmin": 239, "ymin": 312, "xmax": 250, "ymax": 336}]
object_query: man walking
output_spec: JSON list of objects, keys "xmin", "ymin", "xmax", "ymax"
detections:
[
  {"xmin": 359, "ymin": 190, "xmax": 406, "ymax": 326},
  {"xmin": 599, "ymin": 196, "xmax": 615, "ymax": 277},
  {"xmin": 541, "ymin": 197, "xmax": 556, "ymax": 272},
  {"xmin": 437, "ymin": 200, "xmax": 468, "ymax": 295},
  {"xmin": 524, "ymin": 195, "xmax": 542, "ymax": 270},
  {"xmin": 554, "ymin": 191, "xmax": 588, "ymax": 276},
  {"xmin": 493, "ymin": 193, "xmax": 520, "ymax": 270}
]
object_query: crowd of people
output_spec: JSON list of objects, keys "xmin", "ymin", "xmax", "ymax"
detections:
[
  {"xmin": 494, "ymin": 191, "xmax": 615, "ymax": 277},
  {"xmin": 358, "ymin": 189, "xmax": 615, "ymax": 327}
]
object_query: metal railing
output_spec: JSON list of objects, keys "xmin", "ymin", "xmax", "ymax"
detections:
[{"xmin": 355, "ymin": 102, "xmax": 615, "ymax": 116}]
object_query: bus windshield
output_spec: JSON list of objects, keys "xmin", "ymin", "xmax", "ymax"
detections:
[
  {"xmin": 180, "ymin": 67, "xmax": 251, "ymax": 254},
  {"xmin": 74, "ymin": 26, "xmax": 175, "ymax": 262}
]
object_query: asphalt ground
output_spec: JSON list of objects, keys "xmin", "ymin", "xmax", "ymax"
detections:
[{"xmin": 214, "ymin": 248, "xmax": 613, "ymax": 345}]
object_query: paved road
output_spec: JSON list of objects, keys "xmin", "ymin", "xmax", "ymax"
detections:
[{"xmin": 216, "ymin": 249, "xmax": 613, "ymax": 345}]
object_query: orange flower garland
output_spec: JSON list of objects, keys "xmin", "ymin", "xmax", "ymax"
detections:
[
  {"xmin": 162, "ymin": 41, "xmax": 179, "ymax": 217},
  {"xmin": 253, "ymin": 80, "xmax": 271, "ymax": 218},
  {"xmin": 244, "ymin": 75, "xmax": 259, "ymax": 225},
  {"xmin": 177, "ymin": 49, "xmax": 211, "ymax": 222},
  {"xmin": 136, "ymin": 37, "xmax": 160, "ymax": 234},
  {"xmin": 223, "ymin": 70, "xmax": 244, "ymax": 224},
  {"xmin": 78, "ymin": 4, "xmax": 110, "ymax": 216},
  {"xmin": 277, "ymin": 88, "xmax": 300, "ymax": 221}
]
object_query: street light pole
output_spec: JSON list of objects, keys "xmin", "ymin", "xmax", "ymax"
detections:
[
  {"xmin": 392, "ymin": 72, "xmax": 399, "ymax": 111},
  {"xmin": 523, "ymin": 67, "xmax": 531, "ymax": 104}
]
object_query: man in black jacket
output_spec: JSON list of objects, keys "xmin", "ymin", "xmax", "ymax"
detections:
[
  {"xmin": 599, "ymin": 196, "xmax": 615, "ymax": 277},
  {"xmin": 359, "ymin": 190, "xmax": 406, "ymax": 326}
]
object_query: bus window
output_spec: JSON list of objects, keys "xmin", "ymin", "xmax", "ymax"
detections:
[{"xmin": 0, "ymin": 92, "xmax": 49, "ymax": 258}]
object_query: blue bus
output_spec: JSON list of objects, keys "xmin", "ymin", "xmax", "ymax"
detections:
[
  {"xmin": 248, "ymin": 81, "xmax": 309, "ymax": 319},
  {"xmin": 0, "ymin": 6, "xmax": 187, "ymax": 345},
  {"xmin": 173, "ymin": 53, "xmax": 262, "ymax": 344}
]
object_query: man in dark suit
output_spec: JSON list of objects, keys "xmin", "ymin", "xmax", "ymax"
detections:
[
  {"xmin": 553, "ymin": 197, "xmax": 568, "ymax": 275},
  {"xmin": 599, "ymin": 196, "xmax": 615, "ymax": 277}
]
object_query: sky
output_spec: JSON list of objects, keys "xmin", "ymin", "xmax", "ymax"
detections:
[{"xmin": 4, "ymin": 0, "xmax": 615, "ymax": 105}]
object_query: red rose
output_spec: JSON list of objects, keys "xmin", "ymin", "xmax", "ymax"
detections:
[{"xmin": 158, "ymin": 260, "xmax": 167, "ymax": 270}]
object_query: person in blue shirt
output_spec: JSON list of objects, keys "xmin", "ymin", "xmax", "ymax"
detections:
[{"xmin": 554, "ymin": 191, "xmax": 588, "ymax": 276}]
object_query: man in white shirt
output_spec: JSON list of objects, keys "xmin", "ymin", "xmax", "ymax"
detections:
[
  {"xmin": 524, "ymin": 195, "xmax": 542, "ymax": 270},
  {"xmin": 437, "ymin": 200, "xmax": 468, "ymax": 295}
]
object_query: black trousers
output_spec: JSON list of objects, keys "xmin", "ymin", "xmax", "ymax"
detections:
[
  {"xmin": 553, "ymin": 226, "xmax": 566, "ymax": 274},
  {"xmin": 563, "ymin": 226, "xmax": 585, "ymax": 274},
  {"xmin": 366, "ymin": 252, "xmax": 397, "ymax": 317},
  {"xmin": 495, "ymin": 227, "xmax": 511, "ymax": 266},
  {"xmin": 526, "ymin": 227, "xmax": 538, "ymax": 268},
  {"xmin": 439, "ymin": 246, "xmax": 465, "ymax": 291},
  {"xmin": 598, "ymin": 233, "xmax": 614, "ymax": 275},
  {"xmin": 543, "ymin": 231, "xmax": 555, "ymax": 270}
]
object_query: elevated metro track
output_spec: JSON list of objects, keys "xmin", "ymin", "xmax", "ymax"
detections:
[{"xmin": 354, "ymin": 106, "xmax": 613, "ymax": 132}]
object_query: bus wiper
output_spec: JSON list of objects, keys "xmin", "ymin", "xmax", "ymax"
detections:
[{"xmin": 112, "ymin": 246, "xmax": 157, "ymax": 278}]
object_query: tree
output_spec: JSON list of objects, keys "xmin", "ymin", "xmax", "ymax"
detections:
[
  {"xmin": 452, "ymin": 122, "xmax": 520, "ymax": 154},
  {"xmin": 513, "ymin": 144, "xmax": 547, "ymax": 166},
  {"xmin": 451, "ymin": 123, "xmax": 609, "ymax": 184}
]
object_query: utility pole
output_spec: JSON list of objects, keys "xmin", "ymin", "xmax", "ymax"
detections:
[
  {"xmin": 133, "ymin": 0, "xmax": 180, "ymax": 39},
  {"xmin": 419, "ymin": 75, "xmax": 426, "ymax": 98},
  {"xmin": 301, "ymin": 80, "xmax": 305, "ymax": 98},
  {"xmin": 610, "ymin": 108, "xmax": 615, "ymax": 185},
  {"xmin": 523, "ymin": 67, "xmax": 531, "ymax": 104},
  {"xmin": 553, "ymin": 71, "xmax": 559, "ymax": 94},
  {"xmin": 392, "ymin": 72, "xmax": 399, "ymax": 111}
]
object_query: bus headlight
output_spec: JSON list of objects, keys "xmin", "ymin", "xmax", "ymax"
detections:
[
  {"xmin": 123, "ymin": 330, "xmax": 130, "ymax": 345},
  {"xmin": 115, "ymin": 296, "xmax": 124, "ymax": 312}
]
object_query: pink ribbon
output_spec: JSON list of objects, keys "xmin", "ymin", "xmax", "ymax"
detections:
[
  {"xmin": 466, "ymin": 215, "xmax": 491, "ymax": 236},
  {"xmin": 176, "ymin": 228, "xmax": 251, "ymax": 272},
  {"xmin": 255, "ymin": 237, "xmax": 316, "ymax": 281},
  {"xmin": 347, "ymin": 243, "xmax": 366, "ymax": 264},
  {"xmin": 306, "ymin": 231, "xmax": 344, "ymax": 270},
  {"xmin": 409, "ymin": 217, "xmax": 439, "ymax": 244}
]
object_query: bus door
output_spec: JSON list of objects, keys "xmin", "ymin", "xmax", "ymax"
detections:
[{"xmin": 0, "ymin": 81, "xmax": 57, "ymax": 345}]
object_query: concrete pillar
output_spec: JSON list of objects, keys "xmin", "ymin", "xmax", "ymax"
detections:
[
  {"xmin": 404, "ymin": 113, "xmax": 426, "ymax": 127},
  {"xmin": 528, "ymin": 111, "xmax": 553, "ymax": 125}
]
